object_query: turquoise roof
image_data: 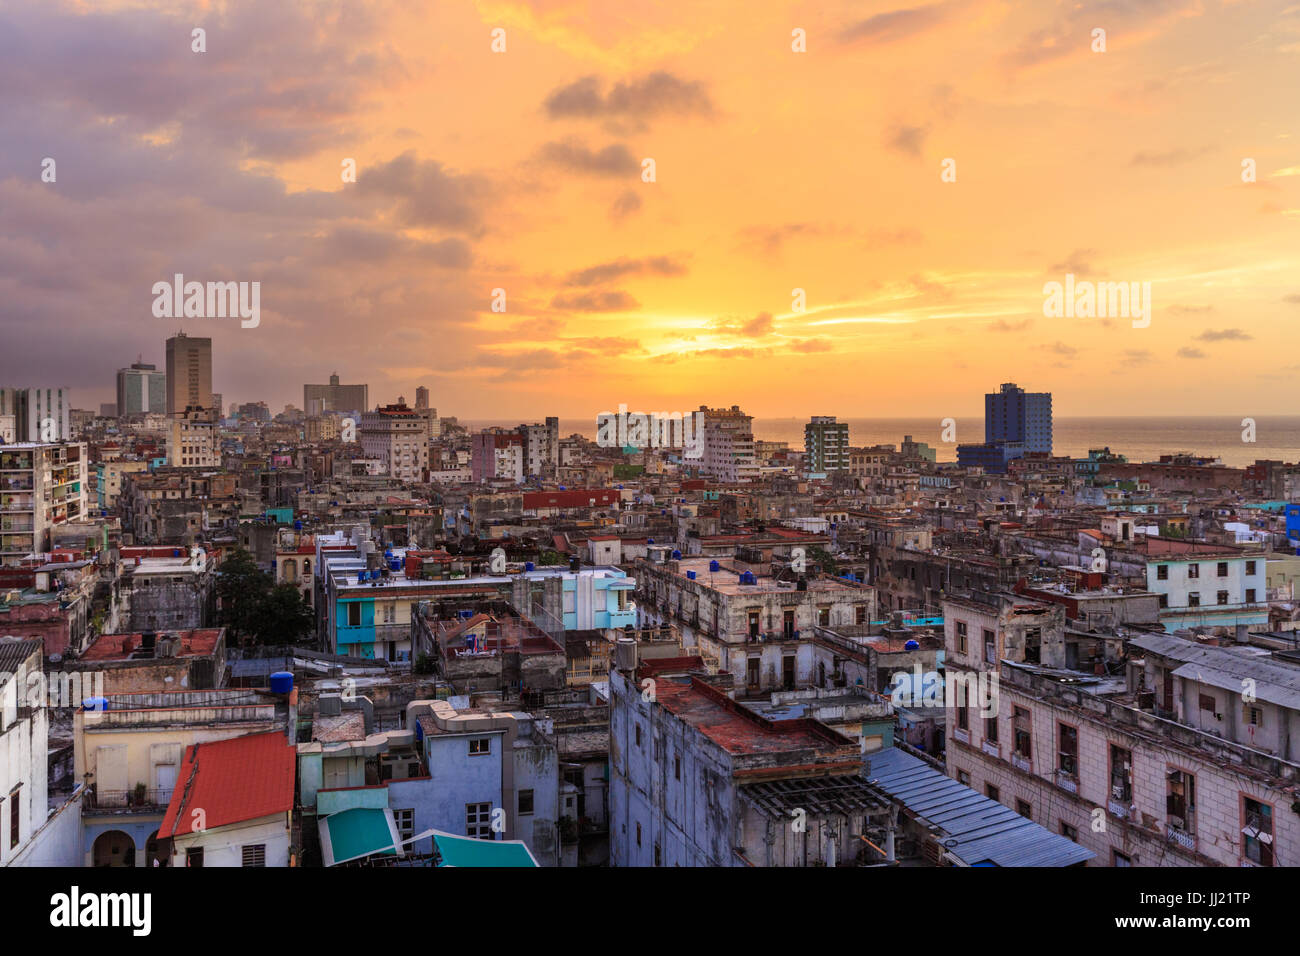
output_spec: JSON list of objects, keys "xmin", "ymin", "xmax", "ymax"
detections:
[{"xmin": 433, "ymin": 832, "xmax": 538, "ymax": 867}]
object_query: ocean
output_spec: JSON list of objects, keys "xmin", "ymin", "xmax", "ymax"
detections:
[{"xmin": 460, "ymin": 416, "xmax": 1300, "ymax": 469}]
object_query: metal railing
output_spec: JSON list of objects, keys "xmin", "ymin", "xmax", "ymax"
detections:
[{"xmin": 89, "ymin": 788, "xmax": 174, "ymax": 811}]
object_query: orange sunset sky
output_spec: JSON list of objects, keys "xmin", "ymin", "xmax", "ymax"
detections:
[{"xmin": 2, "ymin": 0, "xmax": 1299, "ymax": 418}]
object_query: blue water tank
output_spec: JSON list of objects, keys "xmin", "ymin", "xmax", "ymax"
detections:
[
  {"xmin": 740, "ymin": 571, "xmax": 756, "ymax": 585},
  {"xmin": 389, "ymin": 558, "xmax": 402, "ymax": 572},
  {"xmin": 357, "ymin": 573, "xmax": 366, "ymax": 584},
  {"xmin": 82, "ymin": 697, "xmax": 108, "ymax": 712},
  {"xmin": 671, "ymin": 550, "xmax": 681, "ymax": 560},
  {"xmin": 709, "ymin": 560, "xmax": 720, "ymax": 572},
  {"xmin": 647, "ymin": 538, "xmax": 654, "ymax": 544},
  {"xmin": 269, "ymin": 672, "xmax": 294, "ymax": 695},
  {"xmin": 687, "ymin": 570, "xmax": 696, "ymax": 580},
  {"xmin": 294, "ymin": 519, "xmax": 303, "ymax": 530},
  {"xmin": 525, "ymin": 561, "xmax": 535, "ymax": 572},
  {"xmin": 904, "ymin": 640, "xmax": 919, "ymax": 650},
  {"xmin": 559, "ymin": 486, "xmax": 566, "ymax": 491}
]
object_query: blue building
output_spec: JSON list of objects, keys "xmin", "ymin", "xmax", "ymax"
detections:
[{"xmin": 986, "ymin": 382, "xmax": 1052, "ymax": 454}]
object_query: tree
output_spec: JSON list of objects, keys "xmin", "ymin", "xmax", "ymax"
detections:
[
  {"xmin": 217, "ymin": 547, "xmax": 315, "ymax": 646},
  {"xmin": 258, "ymin": 583, "xmax": 316, "ymax": 646},
  {"xmin": 216, "ymin": 547, "xmax": 270, "ymax": 642}
]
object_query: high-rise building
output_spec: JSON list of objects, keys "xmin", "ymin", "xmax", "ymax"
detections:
[
  {"xmin": 360, "ymin": 403, "xmax": 428, "ymax": 481},
  {"xmin": 986, "ymin": 382, "xmax": 1052, "ymax": 454},
  {"xmin": 698, "ymin": 405, "xmax": 758, "ymax": 482},
  {"xmin": 0, "ymin": 387, "xmax": 72, "ymax": 442},
  {"xmin": 414, "ymin": 386, "xmax": 430, "ymax": 409},
  {"xmin": 518, "ymin": 417, "xmax": 559, "ymax": 478},
  {"xmin": 165, "ymin": 333, "xmax": 213, "ymax": 416},
  {"xmin": 116, "ymin": 361, "xmax": 167, "ymax": 416},
  {"xmin": 0, "ymin": 442, "xmax": 87, "ymax": 563},
  {"xmin": 304, "ymin": 373, "xmax": 368, "ymax": 417},
  {"xmin": 804, "ymin": 415, "xmax": 849, "ymax": 473}
]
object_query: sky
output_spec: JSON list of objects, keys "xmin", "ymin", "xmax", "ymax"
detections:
[{"xmin": 1, "ymin": 0, "xmax": 1299, "ymax": 421}]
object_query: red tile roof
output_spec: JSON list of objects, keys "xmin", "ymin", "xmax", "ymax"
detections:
[{"xmin": 159, "ymin": 731, "xmax": 296, "ymax": 837}]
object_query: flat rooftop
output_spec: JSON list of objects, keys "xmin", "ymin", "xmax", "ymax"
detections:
[
  {"xmin": 652, "ymin": 675, "xmax": 852, "ymax": 757},
  {"xmin": 80, "ymin": 628, "xmax": 222, "ymax": 662},
  {"xmin": 666, "ymin": 557, "xmax": 861, "ymax": 596}
]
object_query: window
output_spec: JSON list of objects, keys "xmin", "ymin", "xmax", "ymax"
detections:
[
  {"xmin": 985, "ymin": 714, "xmax": 999, "ymax": 744},
  {"xmin": 1187, "ymin": 563, "xmax": 1199, "ymax": 578},
  {"xmin": 241, "ymin": 844, "xmax": 266, "ymax": 867},
  {"xmin": 394, "ymin": 808, "xmax": 415, "ymax": 842},
  {"xmin": 636, "ymin": 822, "xmax": 642, "ymax": 847},
  {"xmin": 1242, "ymin": 797, "xmax": 1274, "ymax": 866},
  {"xmin": 955, "ymin": 621, "xmax": 968, "ymax": 654},
  {"xmin": 1156, "ymin": 565, "xmax": 1168, "ymax": 580},
  {"xmin": 957, "ymin": 770, "xmax": 971, "ymax": 786},
  {"xmin": 983, "ymin": 629, "xmax": 996, "ymax": 665},
  {"xmin": 748, "ymin": 610, "xmax": 760, "ymax": 640},
  {"xmin": 654, "ymin": 843, "xmax": 661, "ymax": 866},
  {"xmin": 956, "ymin": 701, "xmax": 969, "ymax": 731},
  {"xmin": 1023, "ymin": 628, "xmax": 1041, "ymax": 664},
  {"xmin": 1246, "ymin": 560, "xmax": 1256, "ymax": 575},
  {"xmin": 346, "ymin": 602, "xmax": 361, "ymax": 626},
  {"xmin": 1244, "ymin": 705, "xmax": 1263, "ymax": 727},
  {"xmin": 1110, "ymin": 745, "xmax": 1133, "ymax": 803},
  {"xmin": 635, "ymin": 724, "xmax": 642, "ymax": 747},
  {"xmin": 469, "ymin": 737, "xmax": 491, "ymax": 756},
  {"xmin": 518, "ymin": 790, "xmax": 534, "ymax": 816},
  {"xmin": 8, "ymin": 788, "xmax": 18, "ymax": 849},
  {"xmin": 1246, "ymin": 589, "xmax": 1256, "ymax": 604},
  {"xmin": 817, "ymin": 606, "xmax": 830, "ymax": 626},
  {"xmin": 985, "ymin": 784, "xmax": 1000, "ymax": 803},
  {"xmin": 186, "ymin": 847, "xmax": 204, "ymax": 867},
  {"xmin": 1012, "ymin": 707, "xmax": 1032, "ymax": 762},
  {"xmin": 855, "ymin": 605, "xmax": 867, "ymax": 625},
  {"xmin": 1060, "ymin": 822, "xmax": 1078, "ymax": 841},
  {"xmin": 1015, "ymin": 799, "xmax": 1032, "ymax": 820},
  {"xmin": 1217, "ymin": 590, "xmax": 1229, "ymax": 606},
  {"xmin": 1158, "ymin": 594, "xmax": 1168, "ymax": 608},
  {"xmin": 1217, "ymin": 562, "xmax": 1228, "ymax": 577},
  {"xmin": 1113, "ymin": 850, "xmax": 1132, "ymax": 867},
  {"xmin": 674, "ymin": 755, "xmax": 681, "ymax": 781},
  {"xmin": 1188, "ymin": 592, "xmax": 1200, "ymax": 608},
  {"xmin": 1199, "ymin": 693, "xmax": 1217, "ymax": 713},
  {"xmin": 1058, "ymin": 723, "xmax": 1078, "ymax": 777},
  {"xmin": 467, "ymin": 802, "xmax": 494, "ymax": 839},
  {"xmin": 1166, "ymin": 770, "xmax": 1195, "ymax": 836}
]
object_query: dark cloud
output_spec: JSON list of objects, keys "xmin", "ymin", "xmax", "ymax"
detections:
[
  {"xmin": 1196, "ymin": 328, "xmax": 1251, "ymax": 341},
  {"xmin": 544, "ymin": 72, "xmax": 714, "ymax": 122},
  {"xmin": 609, "ymin": 189, "xmax": 642, "ymax": 222},
  {"xmin": 885, "ymin": 123, "xmax": 929, "ymax": 157},
  {"xmin": 1048, "ymin": 249, "xmax": 1097, "ymax": 277},
  {"xmin": 1177, "ymin": 347, "xmax": 1206, "ymax": 358},
  {"xmin": 550, "ymin": 290, "xmax": 640, "ymax": 312},
  {"xmin": 537, "ymin": 140, "xmax": 640, "ymax": 177},
  {"xmin": 563, "ymin": 255, "xmax": 688, "ymax": 286},
  {"xmin": 355, "ymin": 151, "xmax": 488, "ymax": 233}
]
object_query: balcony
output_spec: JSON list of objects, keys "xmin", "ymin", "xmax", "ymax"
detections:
[
  {"xmin": 1166, "ymin": 825, "xmax": 1196, "ymax": 851},
  {"xmin": 89, "ymin": 788, "xmax": 174, "ymax": 813},
  {"xmin": 1011, "ymin": 752, "xmax": 1032, "ymax": 773},
  {"xmin": 1055, "ymin": 771, "xmax": 1079, "ymax": 794}
]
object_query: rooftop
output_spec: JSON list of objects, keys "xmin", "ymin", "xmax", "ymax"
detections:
[{"xmin": 159, "ymin": 730, "xmax": 296, "ymax": 837}]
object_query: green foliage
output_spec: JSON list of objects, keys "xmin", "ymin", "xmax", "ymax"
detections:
[
  {"xmin": 807, "ymin": 546, "xmax": 838, "ymax": 574},
  {"xmin": 217, "ymin": 547, "xmax": 315, "ymax": 646},
  {"xmin": 536, "ymin": 549, "xmax": 565, "ymax": 566}
]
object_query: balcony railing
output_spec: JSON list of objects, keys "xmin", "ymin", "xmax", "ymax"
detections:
[{"xmin": 89, "ymin": 788, "xmax": 173, "ymax": 812}]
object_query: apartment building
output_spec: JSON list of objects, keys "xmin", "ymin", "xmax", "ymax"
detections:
[
  {"xmin": 942, "ymin": 592, "xmax": 1300, "ymax": 867},
  {"xmin": 164, "ymin": 334, "xmax": 213, "ymax": 416},
  {"xmin": 698, "ymin": 405, "xmax": 758, "ymax": 482},
  {"xmin": 0, "ymin": 387, "xmax": 72, "ymax": 442},
  {"xmin": 635, "ymin": 555, "xmax": 876, "ymax": 695},
  {"xmin": 116, "ymin": 363, "xmax": 166, "ymax": 417},
  {"xmin": 303, "ymin": 372, "xmax": 368, "ymax": 417},
  {"xmin": 0, "ymin": 639, "xmax": 49, "ymax": 867},
  {"xmin": 0, "ymin": 442, "xmax": 88, "ymax": 564},
  {"xmin": 804, "ymin": 415, "xmax": 849, "ymax": 474},
  {"xmin": 167, "ymin": 411, "xmax": 219, "ymax": 468},
  {"xmin": 360, "ymin": 404, "xmax": 429, "ymax": 482},
  {"xmin": 470, "ymin": 431, "xmax": 524, "ymax": 483}
]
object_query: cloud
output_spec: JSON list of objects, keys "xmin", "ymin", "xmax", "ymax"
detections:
[
  {"xmin": 537, "ymin": 140, "xmax": 640, "ymax": 177},
  {"xmin": 710, "ymin": 311, "xmax": 775, "ymax": 338},
  {"xmin": 544, "ymin": 72, "xmax": 714, "ymax": 123},
  {"xmin": 988, "ymin": 318, "xmax": 1033, "ymax": 332},
  {"xmin": 550, "ymin": 289, "xmax": 640, "ymax": 312},
  {"xmin": 1048, "ymin": 249, "xmax": 1097, "ymax": 276},
  {"xmin": 789, "ymin": 338, "xmax": 833, "ymax": 353},
  {"xmin": 1284, "ymin": 294, "xmax": 1300, "ymax": 305},
  {"xmin": 1130, "ymin": 147, "xmax": 1210, "ymax": 167},
  {"xmin": 609, "ymin": 189, "xmax": 642, "ymax": 222},
  {"xmin": 1196, "ymin": 328, "xmax": 1251, "ymax": 341},
  {"xmin": 1041, "ymin": 341, "xmax": 1078, "ymax": 357},
  {"xmin": 563, "ymin": 255, "xmax": 688, "ymax": 286},
  {"xmin": 885, "ymin": 123, "xmax": 929, "ymax": 157},
  {"xmin": 1121, "ymin": 349, "xmax": 1153, "ymax": 367},
  {"xmin": 1177, "ymin": 346, "xmax": 1206, "ymax": 358},
  {"xmin": 355, "ymin": 151, "xmax": 487, "ymax": 233},
  {"xmin": 840, "ymin": 4, "xmax": 952, "ymax": 46}
]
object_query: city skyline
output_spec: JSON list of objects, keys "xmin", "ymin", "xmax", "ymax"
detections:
[{"xmin": 2, "ymin": 1, "xmax": 1299, "ymax": 416}]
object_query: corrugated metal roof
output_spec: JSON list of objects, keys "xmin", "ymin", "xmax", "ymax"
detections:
[
  {"xmin": 1129, "ymin": 633, "xmax": 1300, "ymax": 710},
  {"xmin": 864, "ymin": 747, "xmax": 1094, "ymax": 867},
  {"xmin": 0, "ymin": 638, "xmax": 43, "ymax": 676}
]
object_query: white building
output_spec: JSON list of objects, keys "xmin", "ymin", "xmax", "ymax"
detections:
[
  {"xmin": 360, "ymin": 404, "xmax": 429, "ymax": 482},
  {"xmin": 0, "ymin": 442, "xmax": 89, "ymax": 564},
  {"xmin": 0, "ymin": 639, "xmax": 49, "ymax": 866},
  {"xmin": 698, "ymin": 405, "xmax": 758, "ymax": 482}
]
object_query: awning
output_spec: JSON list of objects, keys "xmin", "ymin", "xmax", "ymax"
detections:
[
  {"xmin": 432, "ymin": 830, "xmax": 539, "ymax": 867},
  {"xmin": 319, "ymin": 808, "xmax": 405, "ymax": 866}
]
